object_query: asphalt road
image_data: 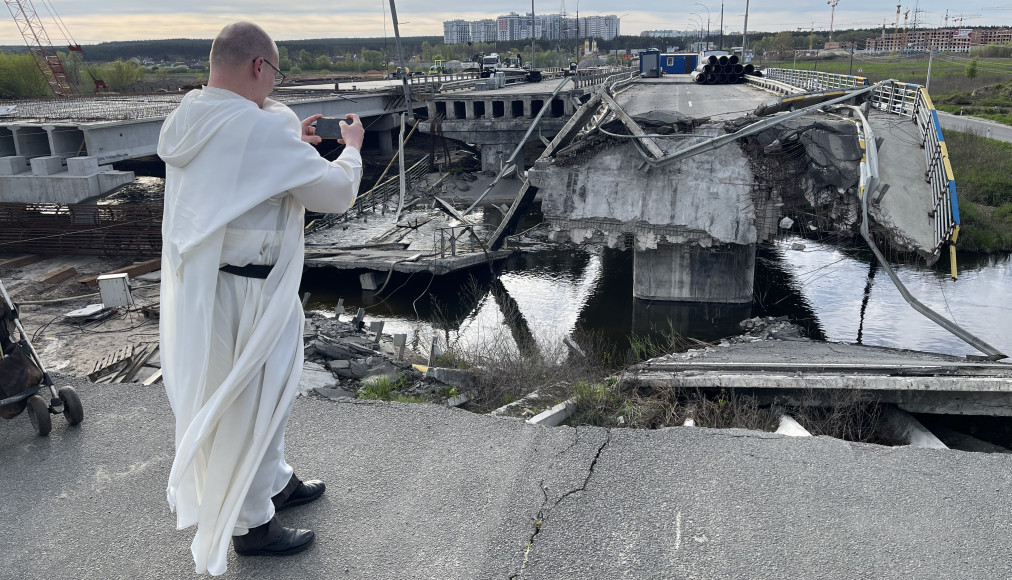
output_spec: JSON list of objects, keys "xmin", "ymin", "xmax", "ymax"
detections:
[
  {"xmin": 2, "ymin": 376, "xmax": 1011, "ymax": 579},
  {"xmin": 936, "ymin": 111, "xmax": 1012, "ymax": 144}
]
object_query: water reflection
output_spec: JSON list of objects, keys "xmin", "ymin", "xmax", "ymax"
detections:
[
  {"xmin": 304, "ymin": 236, "xmax": 1012, "ymax": 362},
  {"xmin": 772, "ymin": 237, "xmax": 1012, "ymax": 358}
]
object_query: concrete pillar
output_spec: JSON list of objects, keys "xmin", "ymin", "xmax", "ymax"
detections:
[
  {"xmin": 377, "ymin": 130, "xmax": 394, "ymax": 157},
  {"xmin": 480, "ymin": 143, "xmax": 513, "ymax": 172},
  {"xmin": 633, "ymin": 242, "xmax": 756, "ymax": 303},
  {"xmin": 445, "ymin": 102, "xmax": 457, "ymax": 120},
  {"xmin": 523, "ymin": 98, "xmax": 533, "ymax": 118},
  {"xmin": 485, "ymin": 100, "xmax": 494, "ymax": 119},
  {"xmin": 427, "ymin": 102, "xmax": 438, "ymax": 120},
  {"xmin": 465, "ymin": 101, "xmax": 475, "ymax": 120}
]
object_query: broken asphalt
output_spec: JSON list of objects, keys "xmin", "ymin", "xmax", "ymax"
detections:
[{"xmin": 2, "ymin": 375, "xmax": 1011, "ymax": 579}]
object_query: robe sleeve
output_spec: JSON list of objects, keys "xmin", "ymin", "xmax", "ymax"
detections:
[{"xmin": 289, "ymin": 146, "xmax": 362, "ymax": 214}]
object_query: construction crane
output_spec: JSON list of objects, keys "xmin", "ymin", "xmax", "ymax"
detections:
[
  {"xmin": 827, "ymin": 0, "xmax": 840, "ymax": 43},
  {"xmin": 4, "ymin": 0, "xmax": 80, "ymax": 97},
  {"xmin": 952, "ymin": 13, "xmax": 982, "ymax": 25}
]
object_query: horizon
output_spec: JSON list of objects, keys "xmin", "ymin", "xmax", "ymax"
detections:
[{"xmin": 1, "ymin": 2, "xmax": 1011, "ymax": 46}]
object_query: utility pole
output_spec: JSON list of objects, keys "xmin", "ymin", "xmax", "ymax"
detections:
[
  {"xmin": 719, "ymin": 1, "xmax": 724, "ymax": 50},
  {"xmin": 531, "ymin": 0, "xmax": 536, "ymax": 69},
  {"xmin": 926, "ymin": 50, "xmax": 934, "ymax": 92},
  {"xmin": 388, "ymin": 0, "xmax": 412, "ymax": 115},
  {"xmin": 740, "ymin": 0, "xmax": 748, "ymax": 56}
]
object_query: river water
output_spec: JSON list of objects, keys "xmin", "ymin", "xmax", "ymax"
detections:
[
  {"xmin": 302, "ymin": 224, "xmax": 1012, "ymax": 361},
  {"xmin": 116, "ymin": 162, "xmax": 1011, "ymax": 361}
]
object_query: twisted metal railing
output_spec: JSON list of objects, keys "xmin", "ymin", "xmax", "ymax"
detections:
[{"xmin": 763, "ymin": 69, "xmax": 959, "ymax": 261}]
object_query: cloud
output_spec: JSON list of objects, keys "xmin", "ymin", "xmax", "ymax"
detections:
[{"xmin": 2, "ymin": 1, "xmax": 1009, "ymax": 44}]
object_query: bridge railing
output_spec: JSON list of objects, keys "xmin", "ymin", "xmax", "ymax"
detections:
[
  {"xmin": 914, "ymin": 88, "xmax": 961, "ymax": 255},
  {"xmin": 763, "ymin": 69, "xmax": 959, "ymax": 257},
  {"xmin": 572, "ymin": 67, "xmax": 635, "ymax": 89},
  {"xmin": 763, "ymin": 68, "xmax": 869, "ymax": 91},
  {"xmin": 306, "ymin": 155, "xmax": 430, "ymax": 232}
]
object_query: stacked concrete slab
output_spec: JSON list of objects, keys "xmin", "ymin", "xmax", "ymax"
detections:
[{"xmin": 0, "ymin": 155, "xmax": 134, "ymax": 203}]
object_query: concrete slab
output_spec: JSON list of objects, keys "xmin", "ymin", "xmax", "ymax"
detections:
[
  {"xmin": 3, "ymin": 376, "xmax": 1011, "ymax": 579},
  {"xmin": 867, "ymin": 110, "xmax": 939, "ymax": 257},
  {"xmin": 616, "ymin": 76, "xmax": 771, "ymax": 122},
  {"xmin": 0, "ymin": 155, "xmax": 28, "ymax": 175},
  {"xmin": 625, "ymin": 339, "xmax": 1012, "ymax": 415},
  {"xmin": 29, "ymin": 155, "xmax": 63, "ymax": 176}
]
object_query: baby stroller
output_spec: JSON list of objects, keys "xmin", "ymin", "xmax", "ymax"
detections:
[{"xmin": 0, "ymin": 278, "xmax": 83, "ymax": 436}]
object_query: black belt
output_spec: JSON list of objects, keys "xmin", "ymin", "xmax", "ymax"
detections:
[{"xmin": 219, "ymin": 264, "xmax": 274, "ymax": 279}]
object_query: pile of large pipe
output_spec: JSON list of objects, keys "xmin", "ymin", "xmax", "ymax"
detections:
[{"xmin": 690, "ymin": 54, "xmax": 760, "ymax": 85}]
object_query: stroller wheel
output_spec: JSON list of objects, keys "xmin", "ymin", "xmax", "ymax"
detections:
[
  {"xmin": 27, "ymin": 395, "xmax": 51, "ymax": 436},
  {"xmin": 58, "ymin": 387, "xmax": 84, "ymax": 426}
]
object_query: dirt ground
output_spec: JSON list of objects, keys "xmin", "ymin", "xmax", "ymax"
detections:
[{"xmin": 1, "ymin": 256, "xmax": 162, "ymax": 381}]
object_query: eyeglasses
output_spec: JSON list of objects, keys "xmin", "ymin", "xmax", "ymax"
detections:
[{"xmin": 255, "ymin": 57, "xmax": 285, "ymax": 85}]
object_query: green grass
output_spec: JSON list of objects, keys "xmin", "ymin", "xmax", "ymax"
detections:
[
  {"xmin": 946, "ymin": 130, "xmax": 1012, "ymax": 252},
  {"xmin": 766, "ymin": 54, "xmax": 1012, "ymax": 117},
  {"xmin": 357, "ymin": 374, "xmax": 426, "ymax": 403}
]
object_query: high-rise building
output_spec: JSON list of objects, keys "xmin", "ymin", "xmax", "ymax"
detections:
[
  {"xmin": 443, "ymin": 20, "xmax": 471, "ymax": 45},
  {"xmin": 443, "ymin": 12, "xmax": 620, "ymax": 44}
]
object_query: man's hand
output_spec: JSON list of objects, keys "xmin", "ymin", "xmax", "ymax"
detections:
[
  {"xmin": 339, "ymin": 114, "xmax": 365, "ymax": 151},
  {"xmin": 301, "ymin": 114, "xmax": 323, "ymax": 145}
]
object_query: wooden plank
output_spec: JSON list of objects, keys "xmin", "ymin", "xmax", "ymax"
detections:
[
  {"xmin": 40, "ymin": 266, "xmax": 78, "ymax": 285},
  {"xmin": 142, "ymin": 368, "xmax": 163, "ymax": 386},
  {"xmin": 78, "ymin": 258, "xmax": 161, "ymax": 287},
  {"xmin": 0, "ymin": 255, "xmax": 46, "ymax": 270}
]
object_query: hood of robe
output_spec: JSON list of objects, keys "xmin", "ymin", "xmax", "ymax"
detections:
[{"xmin": 157, "ymin": 87, "xmax": 255, "ymax": 169}]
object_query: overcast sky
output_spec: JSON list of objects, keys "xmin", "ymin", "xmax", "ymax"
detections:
[{"xmin": 2, "ymin": 1, "xmax": 1011, "ymax": 45}]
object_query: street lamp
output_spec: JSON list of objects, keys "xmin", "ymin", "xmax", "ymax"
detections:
[
  {"xmin": 827, "ymin": 0, "xmax": 840, "ymax": 43},
  {"xmin": 695, "ymin": 3, "xmax": 710, "ymax": 49},
  {"xmin": 617, "ymin": 13, "xmax": 629, "ymax": 37},
  {"xmin": 690, "ymin": 13, "xmax": 704, "ymax": 43}
]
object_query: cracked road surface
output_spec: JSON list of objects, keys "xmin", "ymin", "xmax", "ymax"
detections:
[{"xmin": 2, "ymin": 377, "xmax": 1011, "ymax": 579}]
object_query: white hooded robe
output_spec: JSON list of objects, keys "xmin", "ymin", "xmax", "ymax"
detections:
[{"xmin": 157, "ymin": 86, "xmax": 360, "ymax": 576}]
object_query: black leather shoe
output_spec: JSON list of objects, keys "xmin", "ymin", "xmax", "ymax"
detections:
[
  {"xmin": 233, "ymin": 516, "xmax": 314, "ymax": 556},
  {"xmin": 273, "ymin": 476, "xmax": 325, "ymax": 511}
]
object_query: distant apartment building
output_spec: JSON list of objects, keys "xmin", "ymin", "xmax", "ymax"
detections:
[
  {"xmin": 443, "ymin": 12, "xmax": 620, "ymax": 44},
  {"xmin": 865, "ymin": 27, "xmax": 1012, "ymax": 52},
  {"xmin": 470, "ymin": 20, "xmax": 497, "ymax": 43},
  {"xmin": 443, "ymin": 20, "xmax": 471, "ymax": 45}
]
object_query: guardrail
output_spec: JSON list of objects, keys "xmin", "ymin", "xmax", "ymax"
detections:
[
  {"xmin": 432, "ymin": 223, "xmax": 493, "ymax": 258},
  {"xmin": 763, "ymin": 68, "xmax": 869, "ymax": 91},
  {"xmin": 915, "ymin": 88, "xmax": 961, "ymax": 263},
  {"xmin": 763, "ymin": 68, "xmax": 959, "ymax": 262},
  {"xmin": 572, "ymin": 67, "xmax": 635, "ymax": 88},
  {"xmin": 305, "ymin": 155, "xmax": 430, "ymax": 233}
]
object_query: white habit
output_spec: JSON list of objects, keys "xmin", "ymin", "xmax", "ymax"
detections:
[{"xmin": 158, "ymin": 86, "xmax": 361, "ymax": 576}]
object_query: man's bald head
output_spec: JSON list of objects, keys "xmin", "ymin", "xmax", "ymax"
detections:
[{"xmin": 210, "ymin": 21, "xmax": 277, "ymax": 72}]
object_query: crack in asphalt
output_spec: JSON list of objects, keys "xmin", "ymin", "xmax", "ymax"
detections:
[{"xmin": 511, "ymin": 430, "xmax": 613, "ymax": 579}]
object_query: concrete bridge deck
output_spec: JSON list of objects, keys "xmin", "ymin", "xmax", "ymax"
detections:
[
  {"xmin": 0, "ymin": 89, "xmax": 409, "ymax": 203},
  {"xmin": 625, "ymin": 339, "xmax": 1012, "ymax": 416},
  {"xmin": 3, "ymin": 375, "xmax": 1012, "ymax": 579}
]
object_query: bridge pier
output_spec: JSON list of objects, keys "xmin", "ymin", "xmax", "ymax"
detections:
[{"xmin": 633, "ymin": 242, "xmax": 755, "ymax": 304}]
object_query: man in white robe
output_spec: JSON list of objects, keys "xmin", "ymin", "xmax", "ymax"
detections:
[{"xmin": 157, "ymin": 21, "xmax": 364, "ymax": 575}]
